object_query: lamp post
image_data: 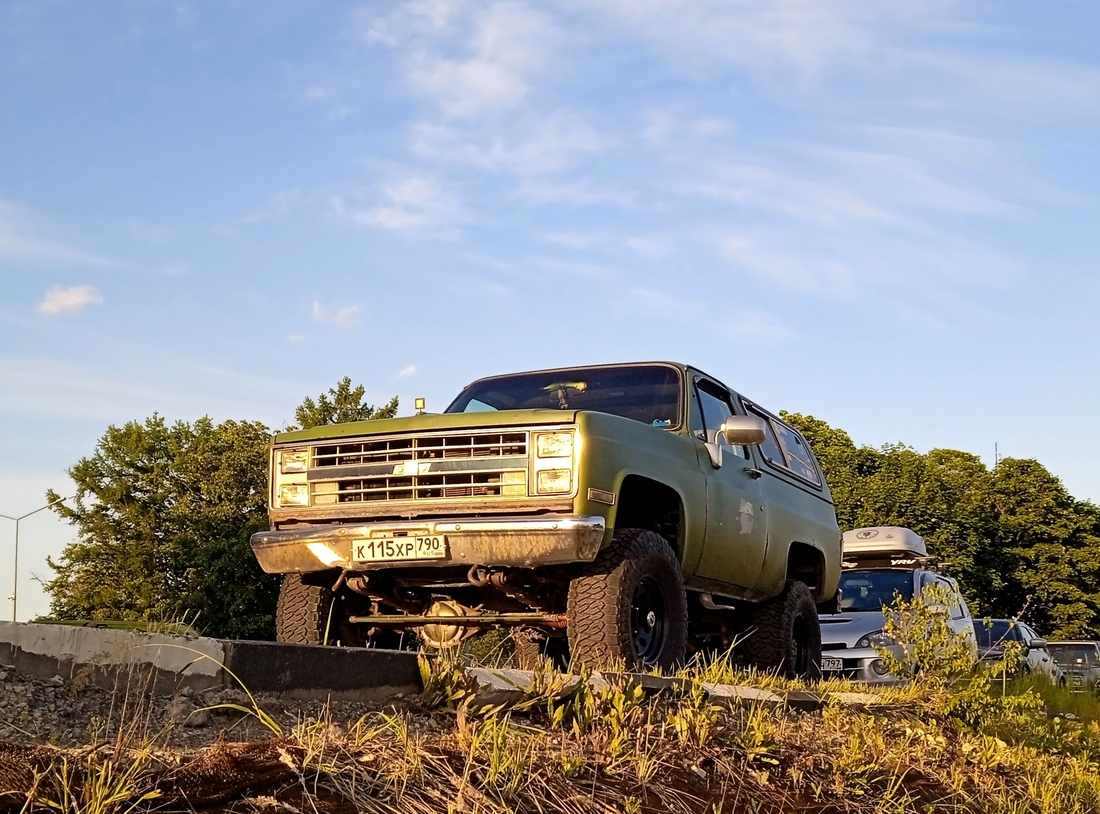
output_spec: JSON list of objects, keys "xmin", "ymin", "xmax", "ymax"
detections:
[{"xmin": 1, "ymin": 495, "xmax": 71, "ymax": 622}]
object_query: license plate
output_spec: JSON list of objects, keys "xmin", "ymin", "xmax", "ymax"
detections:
[
  {"xmin": 352, "ymin": 535, "xmax": 447, "ymax": 562},
  {"xmin": 821, "ymin": 658, "xmax": 844, "ymax": 671}
]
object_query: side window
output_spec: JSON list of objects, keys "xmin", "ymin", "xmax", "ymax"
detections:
[
  {"xmin": 772, "ymin": 423, "xmax": 822, "ymax": 486},
  {"xmin": 743, "ymin": 405, "xmax": 786, "ymax": 468},
  {"xmin": 695, "ymin": 380, "xmax": 746, "ymax": 459}
]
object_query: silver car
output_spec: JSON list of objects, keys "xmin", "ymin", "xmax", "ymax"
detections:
[
  {"xmin": 819, "ymin": 527, "xmax": 978, "ymax": 683},
  {"xmin": 1047, "ymin": 641, "xmax": 1100, "ymax": 691},
  {"xmin": 973, "ymin": 619, "xmax": 1063, "ymax": 683}
]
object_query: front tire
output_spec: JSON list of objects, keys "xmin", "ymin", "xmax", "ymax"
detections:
[
  {"xmin": 275, "ymin": 574, "xmax": 333, "ymax": 645},
  {"xmin": 743, "ymin": 579, "xmax": 822, "ymax": 681},
  {"xmin": 567, "ymin": 528, "xmax": 688, "ymax": 671}
]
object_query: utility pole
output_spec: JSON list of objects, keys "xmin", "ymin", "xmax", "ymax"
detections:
[{"xmin": 0, "ymin": 495, "xmax": 71, "ymax": 622}]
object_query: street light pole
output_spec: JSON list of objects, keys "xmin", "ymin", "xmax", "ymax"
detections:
[{"xmin": 1, "ymin": 495, "xmax": 71, "ymax": 622}]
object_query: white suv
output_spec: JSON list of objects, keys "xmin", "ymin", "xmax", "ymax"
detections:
[{"xmin": 819, "ymin": 526, "xmax": 978, "ymax": 683}]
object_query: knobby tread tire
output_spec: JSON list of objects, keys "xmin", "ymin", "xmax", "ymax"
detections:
[
  {"xmin": 743, "ymin": 579, "xmax": 822, "ymax": 681},
  {"xmin": 275, "ymin": 574, "xmax": 333, "ymax": 646},
  {"xmin": 566, "ymin": 528, "xmax": 687, "ymax": 671}
]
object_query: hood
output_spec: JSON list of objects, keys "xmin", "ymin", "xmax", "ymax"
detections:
[
  {"xmin": 275, "ymin": 408, "xmax": 580, "ymax": 444},
  {"xmin": 819, "ymin": 610, "xmax": 887, "ymax": 647}
]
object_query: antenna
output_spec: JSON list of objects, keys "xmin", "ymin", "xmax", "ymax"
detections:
[{"xmin": 995, "ymin": 442, "xmax": 1001, "ymax": 468}]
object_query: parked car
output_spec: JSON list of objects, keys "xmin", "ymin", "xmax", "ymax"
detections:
[
  {"xmin": 250, "ymin": 361, "xmax": 843, "ymax": 676},
  {"xmin": 1047, "ymin": 641, "xmax": 1100, "ymax": 691},
  {"xmin": 973, "ymin": 619, "xmax": 1063, "ymax": 683},
  {"xmin": 819, "ymin": 526, "xmax": 978, "ymax": 683}
]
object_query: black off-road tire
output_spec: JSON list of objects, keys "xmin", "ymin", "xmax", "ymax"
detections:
[
  {"xmin": 275, "ymin": 574, "xmax": 334, "ymax": 646},
  {"xmin": 567, "ymin": 528, "xmax": 688, "ymax": 671},
  {"xmin": 743, "ymin": 579, "xmax": 822, "ymax": 681}
]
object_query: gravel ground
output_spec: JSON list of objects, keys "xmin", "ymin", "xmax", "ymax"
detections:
[{"xmin": 0, "ymin": 667, "xmax": 401, "ymax": 748}]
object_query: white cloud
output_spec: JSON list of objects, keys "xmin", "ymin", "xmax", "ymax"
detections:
[
  {"xmin": 311, "ymin": 300, "xmax": 362, "ymax": 329},
  {"xmin": 396, "ymin": 364, "xmax": 418, "ymax": 379},
  {"xmin": 405, "ymin": 2, "xmax": 557, "ymax": 118},
  {"xmin": 37, "ymin": 285, "xmax": 103, "ymax": 316},
  {"xmin": 333, "ymin": 176, "xmax": 468, "ymax": 237}
]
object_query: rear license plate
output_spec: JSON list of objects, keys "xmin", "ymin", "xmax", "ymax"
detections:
[
  {"xmin": 352, "ymin": 535, "xmax": 447, "ymax": 563},
  {"xmin": 821, "ymin": 658, "xmax": 844, "ymax": 672}
]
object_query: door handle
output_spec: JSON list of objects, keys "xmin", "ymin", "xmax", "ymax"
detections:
[{"xmin": 743, "ymin": 467, "xmax": 762, "ymax": 479}]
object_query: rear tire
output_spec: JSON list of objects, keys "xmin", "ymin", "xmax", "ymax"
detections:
[
  {"xmin": 567, "ymin": 528, "xmax": 687, "ymax": 671},
  {"xmin": 275, "ymin": 574, "xmax": 333, "ymax": 645},
  {"xmin": 743, "ymin": 579, "xmax": 822, "ymax": 681}
]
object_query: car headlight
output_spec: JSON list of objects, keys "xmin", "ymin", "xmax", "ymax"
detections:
[
  {"xmin": 279, "ymin": 483, "xmax": 310, "ymax": 507},
  {"xmin": 536, "ymin": 432, "xmax": 573, "ymax": 458},
  {"xmin": 279, "ymin": 448, "xmax": 309, "ymax": 474},
  {"xmin": 856, "ymin": 630, "xmax": 896, "ymax": 649},
  {"xmin": 537, "ymin": 469, "xmax": 572, "ymax": 494}
]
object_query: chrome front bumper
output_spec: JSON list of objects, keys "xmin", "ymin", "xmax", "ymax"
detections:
[{"xmin": 250, "ymin": 515, "xmax": 607, "ymax": 575}]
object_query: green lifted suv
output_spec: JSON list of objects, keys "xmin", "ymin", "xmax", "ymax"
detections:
[{"xmin": 251, "ymin": 362, "xmax": 842, "ymax": 677}]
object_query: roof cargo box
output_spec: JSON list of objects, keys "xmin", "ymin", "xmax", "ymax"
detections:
[{"xmin": 842, "ymin": 526, "xmax": 928, "ymax": 559}]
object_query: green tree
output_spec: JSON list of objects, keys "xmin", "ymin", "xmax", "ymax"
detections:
[
  {"xmin": 785, "ymin": 412, "xmax": 1100, "ymax": 637},
  {"xmin": 294, "ymin": 376, "xmax": 398, "ymax": 429},
  {"xmin": 44, "ymin": 416, "xmax": 276, "ymax": 638}
]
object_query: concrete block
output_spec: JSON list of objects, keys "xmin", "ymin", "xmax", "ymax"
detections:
[
  {"xmin": 0, "ymin": 621, "xmax": 224, "ymax": 695},
  {"xmin": 221, "ymin": 640, "xmax": 422, "ymax": 701}
]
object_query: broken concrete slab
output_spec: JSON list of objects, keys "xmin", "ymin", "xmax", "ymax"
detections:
[{"xmin": 0, "ymin": 622, "xmax": 422, "ymax": 701}]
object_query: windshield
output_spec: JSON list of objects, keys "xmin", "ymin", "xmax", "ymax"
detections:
[
  {"xmin": 446, "ymin": 364, "xmax": 684, "ymax": 428},
  {"xmin": 837, "ymin": 569, "xmax": 914, "ymax": 612},
  {"xmin": 973, "ymin": 619, "xmax": 1016, "ymax": 649},
  {"xmin": 1048, "ymin": 644, "xmax": 1099, "ymax": 666}
]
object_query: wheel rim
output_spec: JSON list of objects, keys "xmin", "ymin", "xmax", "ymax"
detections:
[
  {"xmin": 630, "ymin": 576, "xmax": 667, "ymax": 663},
  {"xmin": 790, "ymin": 613, "xmax": 810, "ymax": 676}
]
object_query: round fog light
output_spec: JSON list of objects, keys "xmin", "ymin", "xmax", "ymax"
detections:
[{"xmin": 870, "ymin": 658, "xmax": 889, "ymax": 676}]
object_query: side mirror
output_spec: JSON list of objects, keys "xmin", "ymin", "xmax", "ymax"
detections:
[
  {"xmin": 1028, "ymin": 637, "xmax": 1047, "ymax": 650},
  {"xmin": 720, "ymin": 415, "xmax": 767, "ymax": 446}
]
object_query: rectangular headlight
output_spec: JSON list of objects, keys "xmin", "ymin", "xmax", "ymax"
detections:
[
  {"xmin": 537, "ymin": 469, "xmax": 572, "ymax": 494},
  {"xmin": 536, "ymin": 431, "xmax": 573, "ymax": 458},
  {"xmin": 279, "ymin": 483, "xmax": 310, "ymax": 507},
  {"xmin": 279, "ymin": 448, "xmax": 309, "ymax": 474}
]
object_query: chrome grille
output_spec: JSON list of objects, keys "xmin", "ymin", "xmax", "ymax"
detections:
[{"xmin": 309, "ymin": 431, "xmax": 529, "ymax": 504}]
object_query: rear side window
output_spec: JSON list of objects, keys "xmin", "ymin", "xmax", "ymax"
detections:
[
  {"xmin": 743, "ymin": 403, "xmax": 822, "ymax": 487},
  {"xmin": 772, "ymin": 423, "xmax": 822, "ymax": 485}
]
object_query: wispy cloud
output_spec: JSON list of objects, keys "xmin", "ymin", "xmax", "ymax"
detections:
[
  {"xmin": 582, "ymin": 0, "xmax": 940, "ymax": 78},
  {"xmin": 396, "ymin": 363, "xmax": 418, "ymax": 379},
  {"xmin": 403, "ymin": 2, "xmax": 558, "ymax": 118},
  {"xmin": 332, "ymin": 176, "xmax": 468, "ymax": 237},
  {"xmin": 311, "ymin": 300, "xmax": 362, "ymax": 329},
  {"xmin": 411, "ymin": 109, "xmax": 607, "ymax": 176},
  {"xmin": 0, "ymin": 200, "xmax": 115, "ymax": 267},
  {"xmin": 37, "ymin": 285, "xmax": 103, "ymax": 316},
  {"xmin": 627, "ymin": 287, "xmax": 793, "ymax": 341}
]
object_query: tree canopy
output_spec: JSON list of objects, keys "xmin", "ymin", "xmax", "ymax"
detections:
[
  {"xmin": 293, "ymin": 377, "xmax": 398, "ymax": 429},
  {"xmin": 45, "ymin": 379, "xmax": 398, "ymax": 639},
  {"xmin": 784, "ymin": 412, "xmax": 1100, "ymax": 638}
]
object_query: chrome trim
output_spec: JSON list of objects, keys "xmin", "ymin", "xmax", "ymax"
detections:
[{"xmin": 251, "ymin": 515, "xmax": 607, "ymax": 574}]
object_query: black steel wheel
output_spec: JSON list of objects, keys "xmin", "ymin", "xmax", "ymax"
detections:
[{"xmin": 567, "ymin": 528, "xmax": 687, "ymax": 671}]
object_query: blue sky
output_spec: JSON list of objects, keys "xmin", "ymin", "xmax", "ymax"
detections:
[{"xmin": 2, "ymin": 1, "xmax": 1099, "ymax": 622}]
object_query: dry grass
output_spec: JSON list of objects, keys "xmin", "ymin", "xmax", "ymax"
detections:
[{"xmin": 6, "ymin": 652, "xmax": 1100, "ymax": 813}]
